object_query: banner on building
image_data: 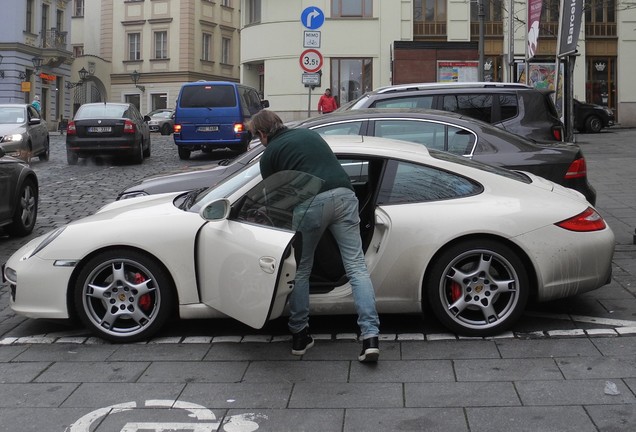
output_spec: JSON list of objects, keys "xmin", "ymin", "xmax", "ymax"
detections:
[
  {"xmin": 557, "ymin": 0, "xmax": 584, "ymax": 57},
  {"xmin": 527, "ymin": 0, "xmax": 543, "ymax": 60}
]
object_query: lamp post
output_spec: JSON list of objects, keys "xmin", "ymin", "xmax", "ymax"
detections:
[
  {"xmin": 131, "ymin": 70, "xmax": 145, "ymax": 92},
  {"xmin": 32, "ymin": 56, "xmax": 43, "ymax": 72},
  {"xmin": 65, "ymin": 67, "xmax": 89, "ymax": 89},
  {"xmin": 0, "ymin": 54, "xmax": 4, "ymax": 79}
]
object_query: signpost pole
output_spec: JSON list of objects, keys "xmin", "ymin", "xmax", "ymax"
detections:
[{"xmin": 307, "ymin": 86, "xmax": 312, "ymax": 117}]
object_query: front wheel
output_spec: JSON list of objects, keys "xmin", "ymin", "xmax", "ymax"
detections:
[
  {"xmin": 425, "ymin": 239, "xmax": 529, "ymax": 337},
  {"xmin": 39, "ymin": 137, "xmax": 50, "ymax": 161},
  {"xmin": 160, "ymin": 124, "xmax": 172, "ymax": 135},
  {"xmin": 73, "ymin": 250, "xmax": 175, "ymax": 343},
  {"xmin": 585, "ymin": 115, "xmax": 603, "ymax": 133}
]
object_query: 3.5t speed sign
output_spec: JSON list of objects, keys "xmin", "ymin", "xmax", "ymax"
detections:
[{"xmin": 299, "ymin": 48, "xmax": 323, "ymax": 73}]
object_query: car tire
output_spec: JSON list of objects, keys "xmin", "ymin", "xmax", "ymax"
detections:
[
  {"xmin": 425, "ymin": 239, "xmax": 529, "ymax": 337},
  {"xmin": 132, "ymin": 140, "xmax": 144, "ymax": 164},
  {"xmin": 585, "ymin": 115, "xmax": 603, "ymax": 133},
  {"xmin": 73, "ymin": 249, "xmax": 175, "ymax": 343},
  {"xmin": 143, "ymin": 138, "xmax": 151, "ymax": 158},
  {"xmin": 5, "ymin": 177, "xmax": 38, "ymax": 237},
  {"xmin": 178, "ymin": 147, "xmax": 191, "ymax": 160},
  {"xmin": 160, "ymin": 124, "xmax": 171, "ymax": 135},
  {"xmin": 67, "ymin": 150, "xmax": 78, "ymax": 165},
  {"xmin": 39, "ymin": 136, "xmax": 50, "ymax": 161}
]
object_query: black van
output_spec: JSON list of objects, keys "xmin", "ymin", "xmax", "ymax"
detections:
[
  {"xmin": 173, "ymin": 81, "xmax": 269, "ymax": 159},
  {"xmin": 338, "ymin": 82, "xmax": 565, "ymax": 143}
]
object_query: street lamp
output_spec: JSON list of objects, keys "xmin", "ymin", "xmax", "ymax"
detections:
[
  {"xmin": 130, "ymin": 70, "xmax": 145, "ymax": 92},
  {"xmin": 0, "ymin": 54, "xmax": 4, "ymax": 79},
  {"xmin": 32, "ymin": 56, "xmax": 43, "ymax": 71},
  {"xmin": 65, "ymin": 67, "xmax": 89, "ymax": 89}
]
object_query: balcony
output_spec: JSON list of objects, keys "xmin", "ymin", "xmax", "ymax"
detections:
[
  {"xmin": 469, "ymin": 21, "xmax": 504, "ymax": 37},
  {"xmin": 586, "ymin": 23, "xmax": 617, "ymax": 37},
  {"xmin": 41, "ymin": 28, "xmax": 68, "ymax": 50},
  {"xmin": 413, "ymin": 21, "xmax": 447, "ymax": 37}
]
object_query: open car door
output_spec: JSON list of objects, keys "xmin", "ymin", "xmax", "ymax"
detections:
[{"xmin": 197, "ymin": 170, "xmax": 324, "ymax": 329}]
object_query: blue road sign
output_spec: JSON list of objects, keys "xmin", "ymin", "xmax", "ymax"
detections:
[{"xmin": 301, "ymin": 6, "xmax": 325, "ymax": 30}]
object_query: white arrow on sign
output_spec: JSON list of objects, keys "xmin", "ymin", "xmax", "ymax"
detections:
[{"xmin": 305, "ymin": 8, "xmax": 321, "ymax": 28}]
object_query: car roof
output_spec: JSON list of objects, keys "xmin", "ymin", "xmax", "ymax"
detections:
[
  {"xmin": 296, "ymin": 108, "xmax": 469, "ymax": 126},
  {"xmin": 373, "ymin": 81, "xmax": 533, "ymax": 94},
  {"xmin": 0, "ymin": 104, "xmax": 29, "ymax": 108}
]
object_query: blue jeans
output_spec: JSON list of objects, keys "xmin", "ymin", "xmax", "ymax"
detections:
[{"xmin": 289, "ymin": 187, "xmax": 380, "ymax": 339}]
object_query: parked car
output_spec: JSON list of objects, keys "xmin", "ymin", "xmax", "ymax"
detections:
[
  {"xmin": 0, "ymin": 147, "xmax": 38, "ymax": 236},
  {"xmin": 4, "ymin": 136, "xmax": 614, "ymax": 342},
  {"xmin": 173, "ymin": 81, "xmax": 269, "ymax": 159},
  {"xmin": 118, "ymin": 109, "xmax": 596, "ymax": 205},
  {"xmin": 147, "ymin": 109, "xmax": 174, "ymax": 135},
  {"xmin": 337, "ymin": 82, "xmax": 565, "ymax": 143},
  {"xmin": 0, "ymin": 103, "xmax": 50, "ymax": 162},
  {"xmin": 574, "ymin": 99, "xmax": 615, "ymax": 133},
  {"xmin": 66, "ymin": 102, "xmax": 151, "ymax": 165}
]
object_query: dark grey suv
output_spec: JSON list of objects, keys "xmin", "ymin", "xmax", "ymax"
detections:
[{"xmin": 338, "ymin": 82, "xmax": 565, "ymax": 143}]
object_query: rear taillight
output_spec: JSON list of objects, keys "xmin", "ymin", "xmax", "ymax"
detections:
[
  {"xmin": 123, "ymin": 120, "xmax": 136, "ymax": 134},
  {"xmin": 67, "ymin": 121, "xmax": 76, "ymax": 135},
  {"xmin": 174, "ymin": 124, "xmax": 182, "ymax": 133},
  {"xmin": 556, "ymin": 207, "xmax": 606, "ymax": 232},
  {"xmin": 234, "ymin": 123, "xmax": 245, "ymax": 134},
  {"xmin": 565, "ymin": 158, "xmax": 587, "ymax": 179},
  {"xmin": 552, "ymin": 126, "xmax": 563, "ymax": 141}
]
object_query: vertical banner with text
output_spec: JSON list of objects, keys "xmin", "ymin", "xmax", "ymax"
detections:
[
  {"xmin": 527, "ymin": 0, "xmax": 544, "ymax": 60},
  {"xmin": 557, "ymin": 0, "xmax": 584, "ymax": 57}
]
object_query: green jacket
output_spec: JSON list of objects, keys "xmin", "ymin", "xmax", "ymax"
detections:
[{"xmin": 259, "ymin": 128, "xmax": 352, "ymax": 193}]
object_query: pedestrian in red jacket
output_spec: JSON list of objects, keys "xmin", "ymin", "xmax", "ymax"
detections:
[{"xmin": 317, "ymin": 88, "xmax": 338, "ymax": 114}]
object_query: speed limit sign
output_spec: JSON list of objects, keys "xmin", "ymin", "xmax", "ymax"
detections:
[{"xmin": 299, "ymin": 48, "xmax": 323, "ymax": 73}]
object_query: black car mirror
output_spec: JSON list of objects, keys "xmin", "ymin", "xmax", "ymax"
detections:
[
  {"xmin": 143, "ymin": 115, "xmax": 151, "ymax": 122},
  {"xmin": 28, "ymin": 118, "xmax": 41, "ymax": 125}
]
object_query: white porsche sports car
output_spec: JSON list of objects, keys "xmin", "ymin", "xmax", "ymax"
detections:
[{"xmin": 3, "ymin": 136, "xmax": 615, "ymax": 342}]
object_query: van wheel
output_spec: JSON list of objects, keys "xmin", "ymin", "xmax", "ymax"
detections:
[{"xmin": 178, "ymin": 147, "xmax": 191, "ymax": 160}]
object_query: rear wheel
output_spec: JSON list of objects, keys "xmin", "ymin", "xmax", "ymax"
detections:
[
  {"xmin": 143, "ymin": 138, "xmax": 151, "ymax": 158},
  {"xmin": 39, "ymin": 137, "xmax": 50, "ymax": 161},
  {"xmin": 132, "ymin": 140, "xmax": 144, "ymax": 164},
  {"xmin": 426, "ymin": 239, "xmax": 529, "ymax": 337},
  {"xmin": 67, "ymin": 150, "xmax": 78, "ymax": 165},
  {"xmin": 5, "ymin": 178, "xmax": 37, "ymax": 236},
  {"xmin": 585, "ymin": 115, "xmax": 603, "ymax": 133},
  {"xmin": 178, "ymin": 146, "xmax": 191, "ymax": 160},
  {"xmin": 73, "ymin": 249, "xmax": 175, "ymax": 343}
]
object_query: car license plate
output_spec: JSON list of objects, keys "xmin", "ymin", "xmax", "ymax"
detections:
[
  {"xmin": 88, "ymin": 126, "xmax": 112, "ymax": 133},
  {"xmin": 197, "ymin": 126, "xmax": 219, "ymax": 132}
]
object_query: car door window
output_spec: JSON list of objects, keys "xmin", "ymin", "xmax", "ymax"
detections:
[
  {"xmin": 498, "ymin": 94, "xmax": 518, "ymax": 121},
  {"xmin": 372, "ymin": 96, "xmax": 433, "ymax": 109},
  {"xmin": 310, "ymin": 121, "xmax": 364, "ymax": 136},
  {"xmin": 442, "ymin": 94, "xmax": 493, "ymax": 123},
  {"xmin": 374, "ymin": 119, "xmax": 446, "ymax": 150},
  {"xmin": 377, "ymin": 160, "xmax": 480, "ymax": 204}
]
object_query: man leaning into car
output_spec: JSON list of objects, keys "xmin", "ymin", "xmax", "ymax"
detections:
[{"xmin": 247, "ymin": 110, "xmax": 381, "ymax": 362}]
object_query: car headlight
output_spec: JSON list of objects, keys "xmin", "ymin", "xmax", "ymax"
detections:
[
  {"xmin": 1, "ymin": 134, "xmax": 24, "ymax": 143},
  {"xmin": 28, "ymin": 227, "xmax": 66, "ymax": 258}
]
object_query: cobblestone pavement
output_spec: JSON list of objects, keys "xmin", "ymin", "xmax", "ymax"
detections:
[{"xmin": 0, "ymin": 130, "xmax": 635, "ymax": 431}]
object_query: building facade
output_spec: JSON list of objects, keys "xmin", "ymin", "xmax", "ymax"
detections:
[
  {"xmin": 0, "ymin": 0, "xmax": 73, "ymax": 130},
  {"xmin": 240, "ymin": 0, "xmax": 635, "ymax": 127}
]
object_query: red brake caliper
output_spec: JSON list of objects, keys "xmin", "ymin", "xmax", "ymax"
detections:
[
  {"xmin": 450, "ymin": 281, "xmax": 462, "ymax": 302},
  {"xmin": 134, "ymin": 272, "xmax": 152, "ymax": 311}
]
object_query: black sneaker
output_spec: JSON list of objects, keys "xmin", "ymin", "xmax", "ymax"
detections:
[
  {"xmin": 358, "ymin": 336, "xmax": 380, "ymax": 362},
  {"xmin": 291, "ymin": 327, "xmax": 314, "ymax": 355}
]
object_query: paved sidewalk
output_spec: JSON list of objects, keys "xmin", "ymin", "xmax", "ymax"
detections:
[{"xmin": 0, "ymin": 129, "xmax": 635, "ymax": 431}]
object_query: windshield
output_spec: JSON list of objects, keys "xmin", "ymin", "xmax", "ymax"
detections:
[
  {"xmin": 0, "ymin": 107, "xmax": 26, "ymax": 124},
  {"xmin": 188, "ymin": 159, "xmax": 262, "ymax": 213}
]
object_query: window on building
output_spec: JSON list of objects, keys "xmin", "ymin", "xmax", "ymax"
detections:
[
  {"xmin": 331, "ymin": 0, "xmax": 372, "ymax": 17},
  {"xmin": 125, "ymin": 94, "xmax": 141, "ymax": 112},
  {"xmin": 128, "ymin": 33, "xmax": 141, "ymax": 60},
  {"xmin": 246, "ymin": 0, "xmax": 261, "ymax": 25},
  {"xmin": 56, "ymin": 9, "xmax": 64, "ymax": 31},
  {"xmin": 469, "ymin": 0, "xmax": 502, "ymax": 22},
  {"xmin": 585, "ymin": 0, "xmax": 616, "ymax": 37},
  {"xmin": 73, "ymin": 45, "xmax": 84, "ymax": 57},
  {"xmin": 221, "ymin": 0, "xmax": 231, "ymax": 7},
  {"xmin": 330, "ymin": 58, "xmax": 372, "ymax": 106},
  {"xmin": 154, "ymin": 31, "xmax": 168, "ymax": 59},
  {"xmin": 202, "ymin": 33, "xmax": 212, "ymax": 61},
  {"xmin": 41, "ymin": 4, "xmax": 49, "ymax": 45},
  {"xmin": 413, "ymin": 0, "xmax": 446, "ymax": 35},
  {"xmin": 26, "ymin": 0, "xmax": 33, "ymax": 33},
  {"xmin": 74, "ymin": 0, "xmax": 84, "ymax": 17},
  {"xmin": 221, "ymin": 37, "xmax": 231, "ymax": 64},
  {"xmin": 151, "ymin": 93, "xmax": 168, "ymax": 111}
]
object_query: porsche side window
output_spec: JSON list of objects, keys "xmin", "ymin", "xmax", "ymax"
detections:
[
  {"xmin": 311, "ymin": 121, "xmax": 363, "ymax": 136},
  {"xmin": 377, "ymin": 160, "xmax": 480, "ymax": 204},
  {"xmin": 236, "ymin": 170, "xmax": 324, "ymax": 230}
]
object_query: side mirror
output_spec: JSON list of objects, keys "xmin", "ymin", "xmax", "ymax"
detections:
[
  {"xmin": 144, "ymin": 115, "xmax": 151, "ymax": 122},
  {"xmin": 261, "ymin": 100, "xmax": 270, "ymax": 108},
  {"xmin": 199, "ymin": 198, "xmax": 231, "ymax": 221},
  {"xmin": 28, "ymin": 118, "xmax": 41, "ymax": 125}
]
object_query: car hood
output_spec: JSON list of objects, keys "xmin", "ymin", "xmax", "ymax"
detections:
[
  {"xmin": 0, "ymin": 124, "xmax": 26, "ymax": 136},
  {"xmin": 118, "ymin": 164, "xmax": 230, "ymax": 197}
]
